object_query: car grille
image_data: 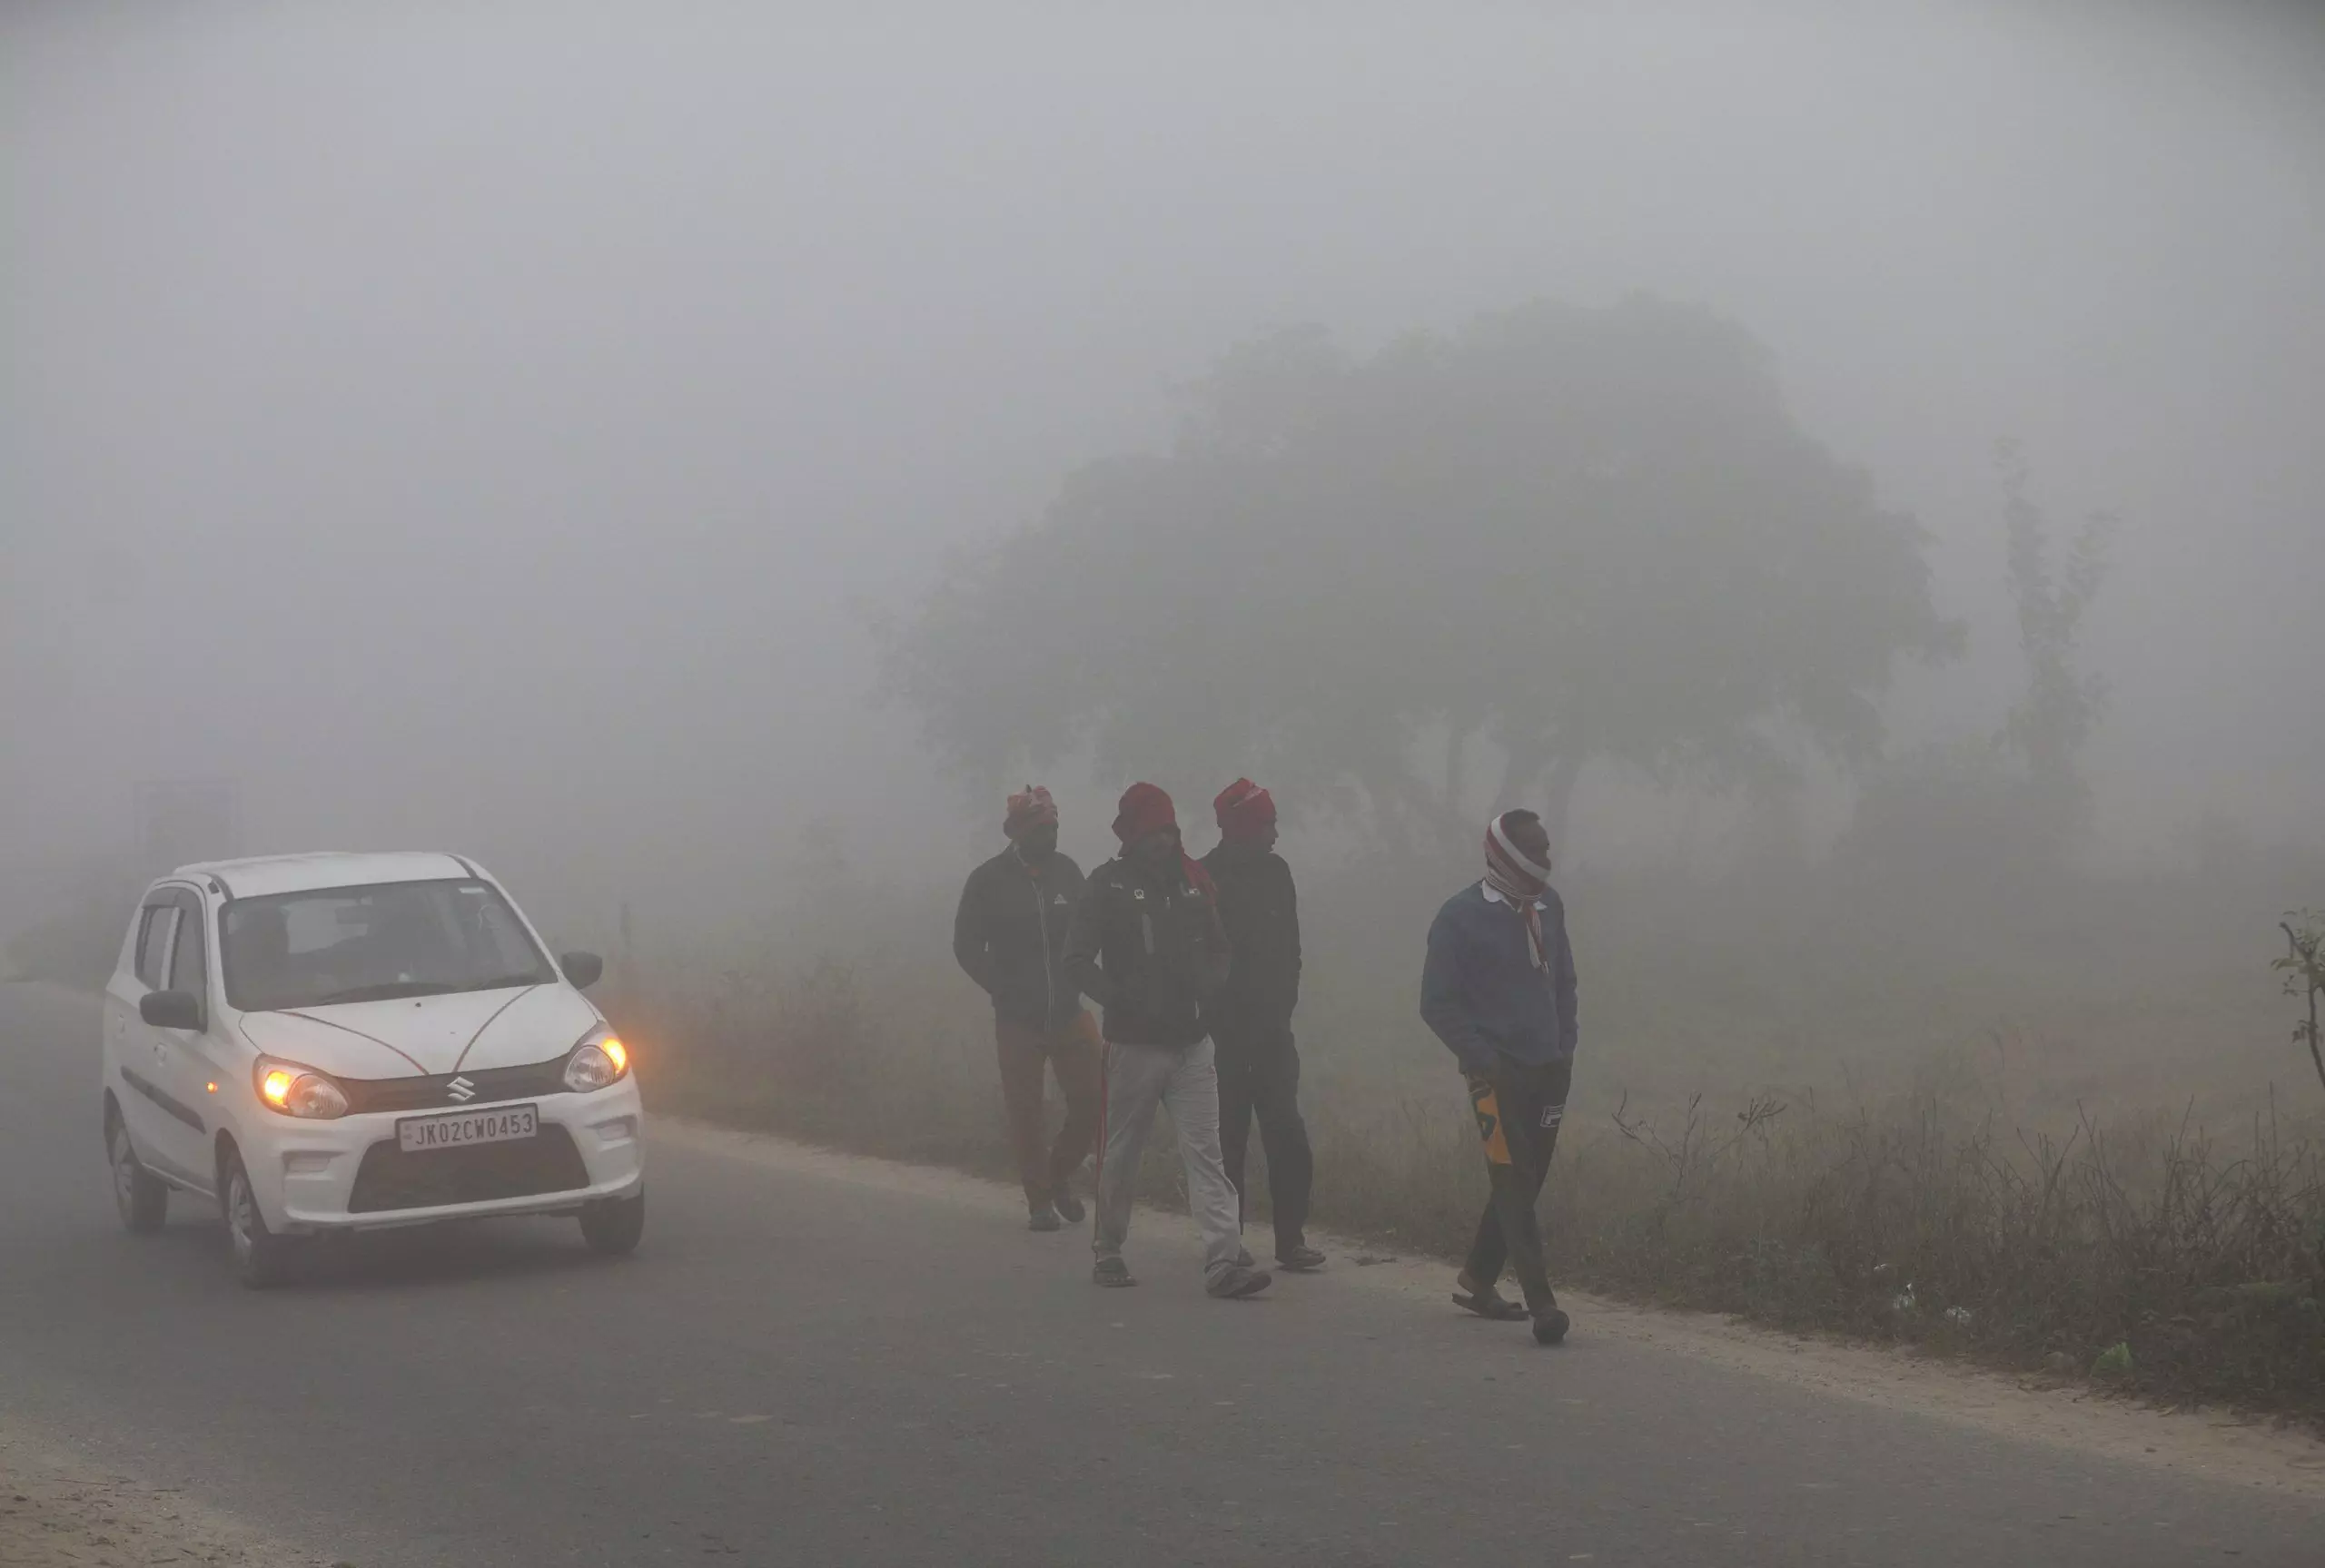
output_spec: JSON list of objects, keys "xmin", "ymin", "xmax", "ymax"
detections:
[
  {"xmin": 347, "ymin": 1124, "xmax": 591, "ymax": 1213},
  {"xmin": 338, "ymin": 1057, "xmax": 572, "ymax": 1115}
]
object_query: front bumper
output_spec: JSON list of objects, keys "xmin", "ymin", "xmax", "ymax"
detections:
[{"xmin": 247, "ymin": 1079, "xmax": 645, "ymax": 1232}]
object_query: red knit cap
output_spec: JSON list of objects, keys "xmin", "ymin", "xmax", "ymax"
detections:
[{"xmin": 1112, "ymin": 782, "xmax": 1178, "ymax": 843}]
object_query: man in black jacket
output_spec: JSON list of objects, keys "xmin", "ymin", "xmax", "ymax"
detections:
[
  {"xmin": 1202, "ymin": 779, "xmax": 1323, "ymax": 1272},
  {"xmin": 953, "ymin": 785, "xmax": 1101, "ymax": 1231},
  {"xmin": 1065, "ymin": 783, "xmax": 1271, "ymax": 1298}
]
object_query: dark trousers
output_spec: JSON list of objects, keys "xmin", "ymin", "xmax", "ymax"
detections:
[
  {"xmin": 995, "ymin": 1011, "xmax": 1103, "ymax": 1209},
  {"xmin": 1462, "ymin": 1057, "xmax": 1572, "ymax": 1313},
  {"xmin": 1212, "ymin": 1016, "xmax": 1313, "ymax": 1256}
]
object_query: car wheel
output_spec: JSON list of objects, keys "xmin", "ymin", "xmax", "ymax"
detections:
[
  {"xmin": 108, "ymin": 1116, "xmax": 168, "ymax": 1233},
  {"xmin": 221, "ymin": 1149, "xmax": 297, "ymax": 1289},
  {"xmin": 579, "ymin": 1190, "xmax": 645, "ymax": 1257}
]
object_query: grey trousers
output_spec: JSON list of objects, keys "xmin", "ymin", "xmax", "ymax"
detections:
[{"xmin": 1092, "ymin": 1038, "xmax": 1245, "ymax": 1287}]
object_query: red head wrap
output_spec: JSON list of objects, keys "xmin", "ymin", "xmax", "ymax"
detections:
[
  {"xmin": 1004, "ymin": 784, "xmax": 1058, "ymax": 841},
  {"xmin": 1213, "ymin": 778, "xmax": 1277, "ymax": 841},
  {"xmin": 1113, "ymin": 783, "xmax": 1214, "ymax": 898}
]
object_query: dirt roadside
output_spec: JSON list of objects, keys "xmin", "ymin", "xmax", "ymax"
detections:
[
  {"xmin": 0, "ymin": 1418, "xmax": 339, "ymax": 1568},
  {"xmin": 662, "ymin": 1115, "xmax": 2325, "ymax": 1504}
]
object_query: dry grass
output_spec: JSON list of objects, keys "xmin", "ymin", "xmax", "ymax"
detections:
[{"xmin": 622, "ymin": 933, "xmax": 2325, "ymax": 1433}]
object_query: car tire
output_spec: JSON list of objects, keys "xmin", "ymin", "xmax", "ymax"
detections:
[
  {"xmin": 579, "ymin": 1190, "xmax": 645, "ymax": 1257},
  {"xmin": 221, "ymin": 1148, "xmax": 297, "ymax": 1289},
  {"xmin": 107, "ymin": 1114, "xmax": 168, "ymax": 1233}
]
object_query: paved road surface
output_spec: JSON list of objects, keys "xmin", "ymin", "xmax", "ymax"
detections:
[{"xmin": 3, "ymin": 981, "xmax": 2318, "ymax": 1566}]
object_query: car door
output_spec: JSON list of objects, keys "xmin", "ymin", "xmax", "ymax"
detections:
[
  {"xmin": 144, "ymin": 887, "xmax": 222, "ymax": 1188},
  {"xmin": 111, "ymin": 895, "xmax": 189, "ymax": 1177}
]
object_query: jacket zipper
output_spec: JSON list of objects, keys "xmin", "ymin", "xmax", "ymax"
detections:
[{"xmin": 1032, "ymin": 860, "xmax": 1055, "ymax": 1032}]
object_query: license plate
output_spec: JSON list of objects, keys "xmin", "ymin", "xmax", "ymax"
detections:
[{"xmin": 397, "ymin": 1103, "xmax": 539, "ymax": 1154}]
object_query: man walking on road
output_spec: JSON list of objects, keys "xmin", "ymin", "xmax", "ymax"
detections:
[
  {"xmin": 1066, "ymin": 784, "xmax": 1271, "ymax": 1298},
  {"xmin": 1201, "ymin": 779, "xmax": 1324, "ymax": 1273},
  {"xmin": 953, "ymin": 785, "xmax": 1103, "ymax": 1232},
  {"xmin": 1420, "ymin": 809, "xmax": 1578, "ymax": 1346}
]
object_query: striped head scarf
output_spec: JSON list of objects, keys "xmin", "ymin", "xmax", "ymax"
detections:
[{"xmin": 1483, "ymin": 812, "xmax": 1552, "ymax": 970}]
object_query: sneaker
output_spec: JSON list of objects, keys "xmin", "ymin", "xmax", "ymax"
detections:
[
  {"xmin": 1208, "ymin": 1264, "xmax": 1273, "ymax": 1299},
  {"xmin": 1275, "ymin": 1245, "xmax": 1327, "ymax": 1272},
  {"xmin": 1532, "ymin": 1308, "xmax": 1571, "ymax": 1346},
  {"xmin": 1027, "ymin": 1207, "xmax": 1063, "ymax": 1232},
  {"xmin": 1051, "ymin": 1190, "xmax": 1086, "ymax": 1225},
  {"xmin": 1093, "ymin": 1256, "xmax": 1136, "ymax": 1287}
]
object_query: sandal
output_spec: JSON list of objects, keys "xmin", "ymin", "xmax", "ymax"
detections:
[{"xmin": 1452, "ymin": 1276, "xmax": 1529, "ymax": 1321}]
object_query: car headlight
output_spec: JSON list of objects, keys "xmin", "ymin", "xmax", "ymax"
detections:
[
  {"xmin": 253, "ymin": 1058, "xmax": 350, "ymax": 1119},
  {"xmin": 563, "ymin": 1031, "xmax": 630, "ymax": 1093}
]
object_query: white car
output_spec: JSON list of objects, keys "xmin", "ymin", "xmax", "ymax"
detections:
[{"xmin": 99, "ymin": 851, "xmax": 645, "ymax": 1287}]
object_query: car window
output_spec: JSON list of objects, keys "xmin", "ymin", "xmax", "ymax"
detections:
[
  {"xmin": 134, "ymin": 904, "xmax": 178, "ymax": 991},
  {"xmin": 221, "ymin": 879, "xmax": 556, "ymax": 1012},
  {"xmin": 170, "ymin": 894, "xmax": 209, "ymax": 997}
]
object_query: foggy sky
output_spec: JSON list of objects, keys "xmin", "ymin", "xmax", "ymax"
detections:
[{"xmin": 7, "ymin": 2, "xmax": 2322, "ymax": 925}]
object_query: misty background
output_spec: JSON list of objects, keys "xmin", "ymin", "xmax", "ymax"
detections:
[{"xmin": 7, "ymin": 3, "xmax": 2323, "ymax": 987}]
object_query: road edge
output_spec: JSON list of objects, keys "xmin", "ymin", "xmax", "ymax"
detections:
[
  {"xmin": 657, "ymin": 1113, "xmax": 2325, "ymax": 1504},
  {"xmin": 0, "ymin": 1413, "xmax": 342, "ymax": 1568}
]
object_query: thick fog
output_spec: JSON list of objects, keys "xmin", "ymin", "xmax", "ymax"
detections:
[{"xmin": 7, "ymin": 2, "xmax": 2323, "ymax": 938}]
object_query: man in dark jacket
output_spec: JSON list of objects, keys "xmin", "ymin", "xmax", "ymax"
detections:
[
  {"xmin": 953, "ymin": 785, "xmax": 1101, "ymax": 1231},
  {"xmin": 1420, "ymin": 809, "xmax": 1578, "ymax": 1346},
  {"xmin": 1066, "ymin": 783, "xmax": 1271, "ymax": 1298},
  {"xmin": 1201, "ymin": 779, "xmax": 1323, "ymax": 1272}
]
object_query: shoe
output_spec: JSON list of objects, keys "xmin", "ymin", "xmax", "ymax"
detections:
[
  {"xmin": 1093, "ymin": 1257, "xmax": 1137, "ymax": 1287},
  {"xmin": 1532, "ymin": 1309, "xmax": 1571, "ymax": 1346},
  {"xmin": 1209, "ymin": 1264, "xmax": 1273, "ymax": 1299},
  {"xmin": 1027, "ymin": 1207, "xmax": 1063, "ymax": 1232},
  {"xmin": 1051, "ymin": 1190, "xmax": 1086, "ymax": 1225},
  {"xmin": 1275, "ymin": 1245, "xmax": 1327, "ymax": 1272}
]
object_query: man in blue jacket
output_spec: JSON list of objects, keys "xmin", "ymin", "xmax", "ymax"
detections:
[{"xmin": 1420, "ymin": 809, "xmax": 1578, "ymax": 1346}]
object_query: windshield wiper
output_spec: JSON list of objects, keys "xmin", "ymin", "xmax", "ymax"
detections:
[
  {"xmin": 454, "ymin": 974, "xmax": 549, "ymax": 994},
  {"xmin": 302, "ymin": 981, "xmax": 453, "ymax": 1006}
]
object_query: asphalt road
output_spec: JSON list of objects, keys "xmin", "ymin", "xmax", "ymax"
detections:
[{"xmin": 4, "ymin": 981, "xmax": 2319, "ymax": 1567}]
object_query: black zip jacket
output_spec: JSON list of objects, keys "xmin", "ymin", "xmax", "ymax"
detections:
[
  {"xmin": 953, "ymin": 848, "xmax": 1087, "ymax": 1031},
  {"xmin": 1200, "ymin": 843, "xmax": 1301, "ymax": 1029},
  {"xmin": 1064, "ymin": 856, "xmax": 1230, "ymax": 1048}
]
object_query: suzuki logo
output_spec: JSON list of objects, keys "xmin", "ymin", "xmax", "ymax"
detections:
[{"xmin": 446, "ymin": 1075, "xmax": 477, "ymax": 1103}]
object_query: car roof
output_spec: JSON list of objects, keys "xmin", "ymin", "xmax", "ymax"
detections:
[{"xmin": 169, "ymin": 852, "xmax": 482, "ymax": 899}]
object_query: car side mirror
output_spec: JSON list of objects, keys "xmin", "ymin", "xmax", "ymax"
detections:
[
  {"xmin": 140, "ymin": 990, "xmax": 204, "ymax": 1031},
  {"xmin": 560, "ymin": 951, "xmax": 605, "ymax": 990}
]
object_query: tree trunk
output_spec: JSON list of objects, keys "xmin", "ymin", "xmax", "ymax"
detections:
[
  {"xmin": 1540, "ymin": 752, "xmax": 1585, "ymax": 853},
  {"xmin": 1494, "ymin": 732, "xmax": 1552, "ymax": 815}
]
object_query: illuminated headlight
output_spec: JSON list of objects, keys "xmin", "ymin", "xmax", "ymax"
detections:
[
  {"xmin": 563, "ymin": 1031, "xmax": 630, "ymax": 1093},
  {"xmin": 253, "ymin": 1059, "xmax": 349, "ymax": 1119}
]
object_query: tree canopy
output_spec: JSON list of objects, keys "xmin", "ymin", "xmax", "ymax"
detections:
[{"xmin": 885, "ymin": 296, "xmax": 1960, "ymax": 849}]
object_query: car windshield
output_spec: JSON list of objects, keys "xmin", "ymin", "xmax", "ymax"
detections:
[{"xmin": 219, "ymin": 879, "xmax": 558, "ymax": 1012}]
